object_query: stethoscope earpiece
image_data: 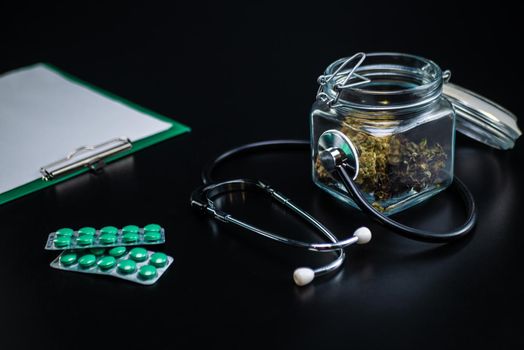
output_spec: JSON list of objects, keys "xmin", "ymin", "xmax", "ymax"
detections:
[
  {"xmin": 293, "ymin": 268, "xmax": 315, "ymax": 286},
  {"xmin": 293, "ymin": 226, "xmax": 372, "ymax": 287},
  {"xmin": 354, "ymin": 226, "xmax": 372, "ymax": 244}
]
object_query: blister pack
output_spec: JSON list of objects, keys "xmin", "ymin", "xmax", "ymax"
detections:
[
  {"xmin": 50, "ymin": 246, "xmax": 173, "ymax": 285},
  {"xmin": 45, "ymin": 224, "xmax": 165, "ymax": 250}
]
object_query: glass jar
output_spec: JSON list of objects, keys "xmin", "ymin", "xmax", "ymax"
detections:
[
  {"xmin": 311, "ymin": 52, "xmax": 521, "ymax": 215},
  {"xmin": 311, "ymin": 53, "xmax": 456, "ymax": 215}
]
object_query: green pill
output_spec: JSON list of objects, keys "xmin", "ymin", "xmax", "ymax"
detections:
[
  {"xmin": 122, "ymin": 232, "xmax": 139, "ymax": 243},
  {"xmin": 78, "ymin": 254, "xmax": 96, "ymax": 268},
  {"xmin": 54, "ymin": 236, "xmax": 71, "ymax": 248},
  {"xmin": 99, "ymin": 233, "xmax": 117, "ymax": 245},
  {"xmin": 117, "ymin": 259, "xmax": 137, "ymax": 274},
  {"xmin": 149, "ymin": 252, "xmax": 168, "ymax": 268},
  {"xmin": 59, "ymin": 252, "xmax": 77, "ymax": 266},
  {"xmin": 90, "ymin": 248, "xmax": 105, "ymax": 256},
  {"xmin": 76, "ymin": 235, "xmax": 94, "ymax": 246},
  {"xmin": 97, "ymin": 256, "xmax": 116, "ymax": 270},
  {"xmin": 109, "ymin": 246, "xmax": 127, "ymax": 258},
  {"xmin": 122, "ymin": 225, "xmax": 139, "ymax": 234},
  {"xmin": 144, "ymin": 231, "xmax": 161, "ymax": 242},
  {"xmin": 100, "ymin": 226, "xmax": 118, "ymax": 235},
  {"xmin": 56, "ymin": 228, "xmax": 74, "ymax": 238},
  {"xmin": 138, "ymin": 265, "xmax": 157, "ymax": 280},
  {"xmin": 129, "ymin": 247, "xmax": 148, "ymax": 262},
  {"xmin": 144, "ymin": 224, "xmax": 161, "ymax": 233},
  {"xmin": 78, "ymin": 227, "xmax": 96, "ymax": 236}
]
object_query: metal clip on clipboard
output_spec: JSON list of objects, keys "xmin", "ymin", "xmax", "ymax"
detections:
[{"xmin": 40, "ymin": 137, "xmax": 132, "ymax": 181}]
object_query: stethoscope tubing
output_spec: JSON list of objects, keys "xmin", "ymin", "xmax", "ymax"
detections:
[{"xmin": 193, "ymin": 137, "xmax": 477, "ymax": 285}]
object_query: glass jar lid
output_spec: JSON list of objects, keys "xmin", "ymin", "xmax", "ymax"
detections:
[{"xmin": 443, "ymin": 82, "xmax": 521, "ymax": 150}]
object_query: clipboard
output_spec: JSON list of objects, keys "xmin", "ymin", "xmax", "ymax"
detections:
[{"xmin": 0, "ymin": 63, "xmax": 191, "ymax": 205}]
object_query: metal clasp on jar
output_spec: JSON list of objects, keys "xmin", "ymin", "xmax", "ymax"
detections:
[{"xmin": 316, "ymin": 52, "xmax": 370, "ymax": 107}]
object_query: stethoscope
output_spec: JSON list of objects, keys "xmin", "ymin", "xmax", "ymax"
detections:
[{"xmin": 191, "ymin": 129, "xmax": 477, "ymax": 286}]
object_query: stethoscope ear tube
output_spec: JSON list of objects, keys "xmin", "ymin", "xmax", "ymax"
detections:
[
  {"xmin": 325, "ymin": 151, "xmax": 478, "ymax": 243},
  {"xmin": 191, "ymin": 178, "xmax": 373, "ymax": 286}
]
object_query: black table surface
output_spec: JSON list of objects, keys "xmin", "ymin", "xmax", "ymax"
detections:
[{"xmin": 1, "ymin": 2, "xmax": 523, "ymax": 349}]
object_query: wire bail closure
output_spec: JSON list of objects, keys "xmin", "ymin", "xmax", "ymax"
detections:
[{"xmin": 316, "ymin": 52, "xmax": 370, "ymax": 107}]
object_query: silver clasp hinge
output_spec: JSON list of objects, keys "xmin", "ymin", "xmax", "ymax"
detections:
[{"xmin": 316, "ymin": 52, "xmax": 370, "ymax": 107}]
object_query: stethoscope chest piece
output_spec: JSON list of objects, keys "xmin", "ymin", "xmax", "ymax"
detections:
[{"xmin": 318, "ymin": 129, "xmax": 359, "ymax": 179}]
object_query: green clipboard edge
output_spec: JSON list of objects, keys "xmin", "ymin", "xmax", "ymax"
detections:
[{"xmin": 0, "ymin": 63, "xmax": 191, "ymax": 206}]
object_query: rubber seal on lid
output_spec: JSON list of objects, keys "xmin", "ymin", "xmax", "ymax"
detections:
[{"xmin": 443, "ymin": 82, "xmax": 521, "ymax": 149}]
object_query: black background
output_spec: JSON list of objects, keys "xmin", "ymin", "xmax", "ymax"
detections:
[{"xmin": 1, "ymin": 1, "xmax": 523, "ymax": 349}]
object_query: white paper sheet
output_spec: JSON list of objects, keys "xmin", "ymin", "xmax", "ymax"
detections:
[{"xmin": 0, "ymin": 64, "xmax": 172, "ymax": 194}]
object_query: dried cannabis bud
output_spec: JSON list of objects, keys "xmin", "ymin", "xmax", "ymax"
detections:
[{"xmin": 316, "ymin": 116, "xmax": 448, "ymax": 210}]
